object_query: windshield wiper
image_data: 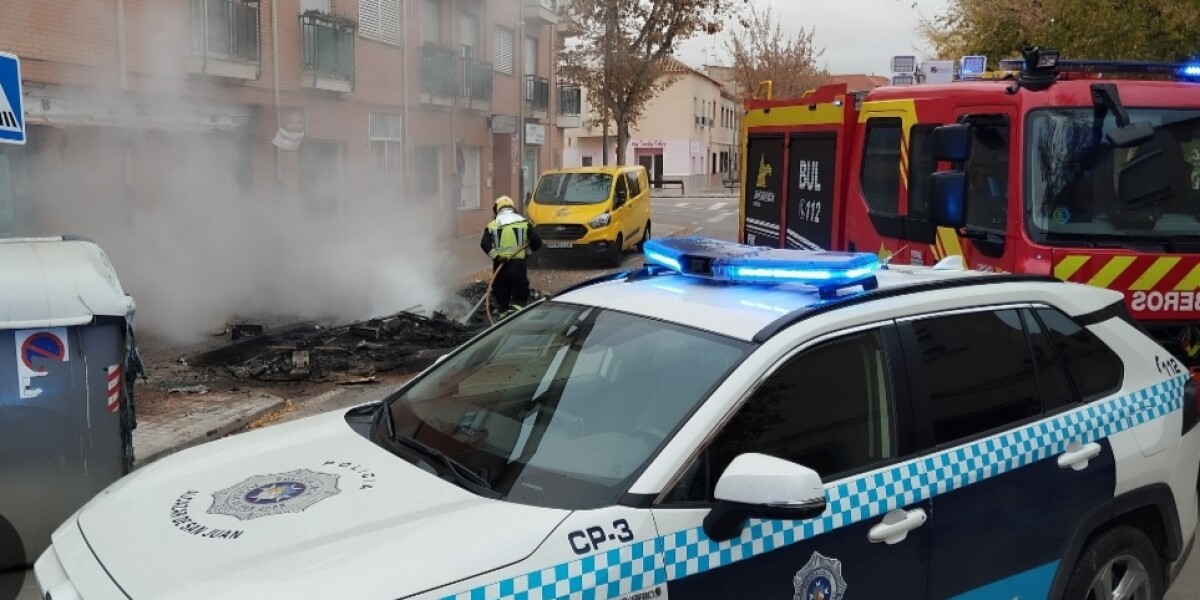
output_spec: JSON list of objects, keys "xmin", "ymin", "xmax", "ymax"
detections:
[{"xmin": 389, "ymin": 430, "xmax": 502, "ymax": 499}]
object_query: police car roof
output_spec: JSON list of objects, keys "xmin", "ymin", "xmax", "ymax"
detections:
[{"xmin": 553, "ymin": 264, "xmax": 1108, "ymax": 342}]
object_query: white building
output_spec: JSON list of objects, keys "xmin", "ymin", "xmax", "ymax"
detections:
[{"xmin": 562, "ymin": 58, "xmax": 740, "ymax": 192}]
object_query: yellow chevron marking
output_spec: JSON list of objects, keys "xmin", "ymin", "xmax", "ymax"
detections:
[
  {"xmin": 936, "ymin": 227, "xmax": 965, "ymax": 261},
  {"xmin": 1053, "ymin": 255, "xmax": 1090, "ymax": 281},
  {"xmin": 1173, "ymin": 263, "xmax": 1200, "ymax": 291},
  {"xmin": 930, "ymin": 243, "xmax": 942, "ymax": 261},
  {"xmin": 1129, "ymin": 257, "xmax": 1182, "ymax": 291},
  {"xmin": 1087, "ymin": 256, "xmax": 1136, "ymax": 288}
]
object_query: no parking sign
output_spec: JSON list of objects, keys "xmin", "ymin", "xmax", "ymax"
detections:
[{"xmin": 14, "ymin": 328, "xmax": 69, "ymax": 398}]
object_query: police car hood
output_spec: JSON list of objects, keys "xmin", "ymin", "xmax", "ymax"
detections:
[{"xmin": 73, "ymin": 409, "xmax": 570, "ymax": 599}]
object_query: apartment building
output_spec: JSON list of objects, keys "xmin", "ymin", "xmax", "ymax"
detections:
[
  {"xmin": 0, "ymin": 0, "xmax": 575, "ymax": 238},
  {"xmin": 562, "ymin": 58, "xmax": 738, "ymax": 192}
]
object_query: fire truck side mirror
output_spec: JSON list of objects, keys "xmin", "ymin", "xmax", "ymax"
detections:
[
  {"xmin": 930, "ymin": 172, "xmax": 968, "ymax": 229},
  {"xmin": 933, "ymin": 124, "xmax": 972, "ymax": 163}
]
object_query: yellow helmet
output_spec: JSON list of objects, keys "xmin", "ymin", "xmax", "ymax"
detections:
[{"xmin": 493, "ymin": 196, "xmax": 515, "ymax": 214}]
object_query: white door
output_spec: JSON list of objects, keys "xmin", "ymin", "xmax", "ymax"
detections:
[{"xmin": 459, "ymin": 146, "xmax": 481, "ymax": 210}]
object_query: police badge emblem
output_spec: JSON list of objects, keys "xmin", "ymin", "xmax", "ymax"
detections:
[
  {"xmin": 208, "ymin": 469, "xmax": 341, "ymax": 521},
  {"xmin": 792, "ymin": 552, "xmax": 847, "ymax": 600}
]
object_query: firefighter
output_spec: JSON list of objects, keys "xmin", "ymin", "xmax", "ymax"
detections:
[{"xmin": 480, "ymin": 196, "xmax": 542, "ymax": 317}]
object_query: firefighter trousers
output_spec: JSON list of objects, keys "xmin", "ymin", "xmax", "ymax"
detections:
[{"xmin": 492, "ymin": 259, "xmax": 530, "ymax": 313}]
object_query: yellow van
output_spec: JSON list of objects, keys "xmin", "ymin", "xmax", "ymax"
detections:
[{"xmin": 526, "ymin": 166, "xmax": 652, "ymax": 267}]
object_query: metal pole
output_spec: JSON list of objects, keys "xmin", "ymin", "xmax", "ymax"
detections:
[
  {"xmin": 116, "ymin": 0, "xmax": 129, "ymax": 90},
  {"xmin": 271, "ymin": 0, "xmax": 282, "ymax": 190},
  {"xmin": 401, "ymin": 0, "xmax": 411, "ymax": 195},
  {"xmin": 517, "ymin": 18, "xmax": 526, "ymax": 209}
]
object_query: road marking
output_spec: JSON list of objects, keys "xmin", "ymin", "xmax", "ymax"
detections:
[
  {"xmin": 674, "ymin": 202, "xmax": 690, "ymax": 208},
  {"xmin": 708, "ymin": 202, "xmax": 727, "ymax": 211},
  {"xmin": 707, "ymin": 212, "xmax": 735, "ymax": 223}
]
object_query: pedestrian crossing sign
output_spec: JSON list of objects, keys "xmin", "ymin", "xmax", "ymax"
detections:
[{"xmin": 0, "ymin": 51, "xmax": 25, "ymax": 146}]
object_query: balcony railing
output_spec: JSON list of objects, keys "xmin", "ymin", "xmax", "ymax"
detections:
[
  {"xmin": 461, "ymin": 57, "xmax": 493, "ymax": 103},
  {"xmin": 525, "ymin": 75, "xmax": 549, "ymax": 112},
  {"xmin": 422, "ymin": 43, "xmax": 458, "ymax": 98},
  {"xmin": 301, "ymin": 12, "xmax": 355, "ymax": 89},
  {"xmin": 558, "ymin": 84, "xmax": 581, "ymax": 116},
  {"xmin": 191, "ymin": 0, "xmax": 260, "ymax": 63}
]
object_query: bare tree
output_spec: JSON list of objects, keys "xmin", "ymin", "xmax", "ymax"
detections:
[
  {"xmin": 725, "ymin": 5, "xmax": 827, "ymax": 100},
  {"xmin": 560, "ymin": 0, "xmax": 741, "ymax": 165}
]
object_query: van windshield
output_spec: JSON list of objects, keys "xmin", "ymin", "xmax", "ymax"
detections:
[
  {"xmin": 1026, "ymin": 108, "xmax": 1200, "ymax": 245},
  {"xmin": 533, "ymin": 173, "xmax": 613, "ymax": 205}
]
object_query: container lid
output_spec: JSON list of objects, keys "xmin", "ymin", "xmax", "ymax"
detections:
[{"xmin": 0, "ymin": 236, "xmax": 133, "ymax": 330}]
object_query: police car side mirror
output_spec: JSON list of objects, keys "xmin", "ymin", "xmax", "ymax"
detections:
[
  {"xmin": 933, "ymin": 124, "xmax": 972, "ymax": 163},
  {"xmin": 930, "ymin": 171, "xmax": 968, "ymax": 229},
  {"xmin": 702, "ymin": 453, "xmax": 827, "ymax": 542}
]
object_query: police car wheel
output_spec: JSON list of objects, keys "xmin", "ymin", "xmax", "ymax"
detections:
[{"xmin": 1062, "ymin": 526, "xmax": 1163, "ymax": 600}]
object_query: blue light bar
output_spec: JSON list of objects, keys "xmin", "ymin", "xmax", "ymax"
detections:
[
  {"xmin": 1180, "ymin": 64, "xmax": 1200, "ymax": 80},
  {"xmin": 642, "ymin": 237, "xmax": 880, "ymax": 296}
]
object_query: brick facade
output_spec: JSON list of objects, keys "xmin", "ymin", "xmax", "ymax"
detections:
[{"xmin": 0, "ymin": 0, "xmax": 566, "ymax": 238}]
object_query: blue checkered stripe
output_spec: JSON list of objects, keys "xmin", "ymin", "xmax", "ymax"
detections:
[{"xmin": 443, "ymin": 376, "xmax": 1186, "ymax": 600}]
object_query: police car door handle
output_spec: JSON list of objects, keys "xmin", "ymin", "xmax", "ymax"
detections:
[
  {"xmin": 868, "ymin": 508, "xmax": 927, "ymax": 545},
  {"xmin": 1057, "ymin": 441, "xmax": 1102, "ymax": 471}
]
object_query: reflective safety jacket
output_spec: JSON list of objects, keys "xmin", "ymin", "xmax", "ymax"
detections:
[{"xmin": 481, "ymin": 210, "xmax": 542, "ymax": 260}]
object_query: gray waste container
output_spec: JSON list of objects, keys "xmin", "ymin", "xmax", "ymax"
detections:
[{"xmin": 0, "ymin": 236, "xmax": 139, "ymax": 574}]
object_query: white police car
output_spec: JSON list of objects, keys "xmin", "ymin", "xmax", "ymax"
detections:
[{"xmin": 36, "ymin": 237, "xmax": 1200, "ymax": 599}]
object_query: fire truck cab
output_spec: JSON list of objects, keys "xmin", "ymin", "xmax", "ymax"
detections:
[{"xmin": 740, "ymin": 48, "xmax": 1200, "ymax": 366}]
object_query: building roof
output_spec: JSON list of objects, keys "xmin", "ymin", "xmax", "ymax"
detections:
[
  {"xmin": 824, "ymin": 74, "xmax": 889, "ymax": 93},
  {"xmin": 661, "ymin": 57, "xmax": 730, "ymax": 94}
]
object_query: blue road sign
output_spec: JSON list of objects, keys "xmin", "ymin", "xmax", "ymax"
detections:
[{"xmin": 0, "ymin": 51, "xmax": 25, "ymax": 145}]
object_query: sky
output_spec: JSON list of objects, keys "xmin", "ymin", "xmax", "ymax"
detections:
[{"xmin": 676, "ymin": 0, "xmax": 953, "ymax": 75}]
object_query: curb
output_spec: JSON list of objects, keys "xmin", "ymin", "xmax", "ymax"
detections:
[{"xmin": 131, "ymin": 395, "xmax": 290, "ymax": 470}]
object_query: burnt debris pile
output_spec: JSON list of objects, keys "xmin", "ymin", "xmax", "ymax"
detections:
[{"xmin": 187, "ymin": 311, "xmax": 482, "ymax": 383}]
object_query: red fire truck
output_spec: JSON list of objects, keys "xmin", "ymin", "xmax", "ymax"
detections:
[{"xmin": 738, "ymin": 47, "xmax": 1200, "ymax": 366}]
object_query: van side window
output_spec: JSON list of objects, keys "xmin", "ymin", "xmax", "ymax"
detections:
[
  {"xmin": 962, "ymin": 115, "xmax": 1010, "ymax": 234},
  {"xmin": 626, "ymin": 171, "xmax": 642, "ymax": 197},
  {"xmin": 860, "ymin": 118, "xmax": 903, "ymax": 216}
]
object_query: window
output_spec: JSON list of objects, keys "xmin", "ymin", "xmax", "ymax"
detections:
[
  {"xmin": 581, "ymin": 156, "xmax": 593, "ymax": 167},
  {"xmin": 298, "ymin": 139, "xmax": 343, "ymax": 213},
  {"xmin": 860, "ymin": 118, "xmax": 902, "ymax": 215},
  {"xmin": 666, "ymin": 330, "xmax": 895, "ymax": 503},
  {"xmin": 301, "ymin": 0, "xmax": 329, "ymax": 11},
  {"xmin": 359, "ymin": 0, "xmax": 402, "ymax": 45},
  {"xmin": 625, "ymin": 171, "xmax": 642, "ymax": 197},
  {"xmin": 1021, "ymin": 309, "xmax": 1078, "ymax": 411},
  {"xmin": 523, "ymin": 36, "xmax": 538, "ymax": 75},
  {"xmin": 459, "ymin": 12, "xmax": 478, "ymax": 58},
  {"xmin": 962, "ymin": 114, "xmax": 1010, "ymax": 233},
  {"xmin": 1035, "ymin": 308, "xmax": 1124, "ymax": 401},
  {"xmin": 493, "ymin": 26, "xmax": 514, "ymax": 74},
  {"xmin": 415, "ymin": 145, "xmax": 442, "ymax": 199},
  {"xmin": 369, "ymin": 112, "xmax": 403, "ymax": 188},
  {"xmin": 458, "ymin": 145, "xmax": 481, "ymax": 210},
  {"xmin": 911, "ymin": 310, "xmax": 1041, "ymax": 445},
  {"xmin": 907, "ymin": 124, "xmax": 940, "ymax": 220},
  {"xmin": 419, "ymin": 0, "xmax": 439, "ymax": 44}
]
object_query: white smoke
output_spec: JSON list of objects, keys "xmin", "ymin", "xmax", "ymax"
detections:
[{"xmin": 9, "ymin": 2, "xmax": 460, "ymax": 344}]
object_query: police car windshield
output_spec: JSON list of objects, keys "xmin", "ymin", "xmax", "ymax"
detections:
[
  {"xmin": 1026, "ymin": 108, "xmax": 1200, "ymax": 245},
  {"xmin": 533, "ymin": 173, "xmax": 613, "ymax": 205},
  {"xmin": 378, "ymin": 302, "xmax": 751, "ymax": 510}
]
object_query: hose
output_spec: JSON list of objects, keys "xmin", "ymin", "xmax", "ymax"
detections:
[{"xmin": 483, "ymin": 241, "xmax": 531, "ymax": 325}]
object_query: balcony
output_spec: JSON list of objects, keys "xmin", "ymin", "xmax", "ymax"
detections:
[
  {"xmin": 188, "ymin": 0, "xmax": 260, "ymax": 80},
  {"xmin": 460, "ymin": 57, "xmax": 493, "ymax": 110},
  {"xmin": 522, "ymin": 0, "xmax": 560, "ymax": 26},
  {"xmin": 300, "ymin": 11, "xmax": 355, "ymax": 93},
  {"xmin": 557, "ymin": 84, "xmax": 581, "ymax": 128},
  {"xmin": 525, "ymin": 75, "xmax": 549, "ymax": 115},
  {"xmin": 421, "ymin": 43, "xmax": 458, "ymax": 105}
]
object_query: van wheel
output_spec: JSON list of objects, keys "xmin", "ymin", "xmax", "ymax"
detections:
[
  {"xmin": 637, "ymin": 221, "xmax": 651, "ymax": 253},
  {"xmin": 606, "ymin": 234, "xmax": 624, "ymax": 268},
  {"xmin": 1062, "ymin": 526, "xmax": 1162, "ymax": 600}
]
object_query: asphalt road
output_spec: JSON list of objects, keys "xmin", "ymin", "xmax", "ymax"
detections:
[{"xmin": 648, "ymin": 192, "xmax": 741, "ymax": 242}]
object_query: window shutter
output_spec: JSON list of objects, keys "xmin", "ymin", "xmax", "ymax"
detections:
[
  {"xmin": 358, "ymin": 0, "xmax": 381, "ymax": 41},
  {"xmin": 379, "ymin": 0, "xmax": 402, "ymax": 45},
  {"xmin": 459, "ymin": 13, "xmax": 478, "ymax": 52},
  {"xmin": 523, "ymin": 37, "xmax": 537, "ymax": 75},
  {"xmin": 493, "ymin": 26, "xmax": 513, "ymax": 74}
]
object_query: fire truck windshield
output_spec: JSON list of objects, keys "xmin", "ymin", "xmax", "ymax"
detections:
[{"xmin": 1026, "ymin": 108, "xmax": 1200, "ymax": 247}]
